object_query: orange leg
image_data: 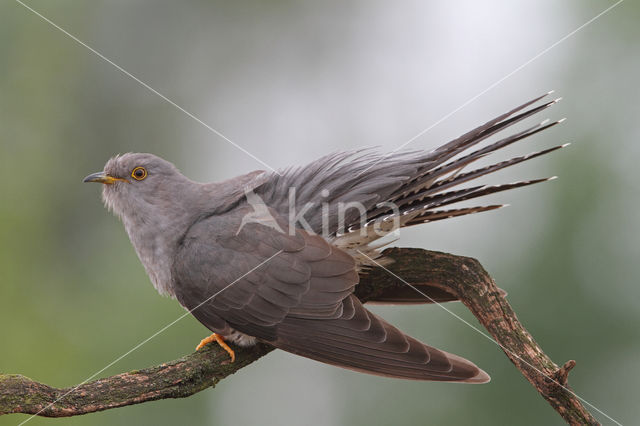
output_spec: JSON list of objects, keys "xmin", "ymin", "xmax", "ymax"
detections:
[{"xmin": 195, "ymin": 333, "xmax": 235, "ymax": 362}]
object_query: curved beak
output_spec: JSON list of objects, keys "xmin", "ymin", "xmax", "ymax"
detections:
[{"xmin": 83, "ymin": 171, "xmax": 126, "ymax": 185}]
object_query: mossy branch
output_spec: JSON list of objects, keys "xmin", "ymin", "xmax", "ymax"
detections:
[{"xmin": 0, "ymin": 248, "xmax": 598, "ymax": 424}]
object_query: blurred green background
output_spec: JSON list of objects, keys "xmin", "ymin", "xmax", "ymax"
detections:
[{"xmin": 1, "ymin": 1, "xmax": 638, "ymax": 425}]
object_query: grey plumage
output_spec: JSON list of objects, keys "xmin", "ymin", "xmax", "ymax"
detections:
[{"xmin": 85, "ymin": 92, "xmax": 565, "ymax": 383}]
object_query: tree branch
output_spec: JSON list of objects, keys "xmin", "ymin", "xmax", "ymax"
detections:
[
  {"xmin": 0, "ymin": 248, "xmax": 598, "ymax": 424},
  {"xmin": 359, "ymin": 248, "xmax": 599, "ymax": 425}
]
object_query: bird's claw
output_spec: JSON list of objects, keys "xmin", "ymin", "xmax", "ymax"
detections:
[{"xmin": 196, "ymin": 333, "xmax": 236, "ymax": 362}]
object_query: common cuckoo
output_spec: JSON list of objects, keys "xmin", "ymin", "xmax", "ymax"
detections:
[{"xmin": 84, "ymin": 93, "xmax": 564, "ymax": 382}]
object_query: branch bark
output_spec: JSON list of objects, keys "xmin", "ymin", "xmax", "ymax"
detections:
[{"xmin": 0, "ymin": 248, "xmax": 598, "ymax": 424}]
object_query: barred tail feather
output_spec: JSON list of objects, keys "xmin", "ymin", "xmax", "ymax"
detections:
[{"xmin": 331, "ymin": 92, "xmax": 567, "ymax": 265}]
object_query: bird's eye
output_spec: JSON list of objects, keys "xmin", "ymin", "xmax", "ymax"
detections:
[{"xmin": 131, "ymin": 166, "xmax": 147, "ymax": 181}]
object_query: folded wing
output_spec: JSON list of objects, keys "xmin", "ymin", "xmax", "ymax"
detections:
[{"xmin": 172, "ymin": 209, "xmax": 487, "ymax": 382}]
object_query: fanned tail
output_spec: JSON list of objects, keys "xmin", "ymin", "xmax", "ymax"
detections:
[{"xmin": 336, "ymin": 92, "xmax": 567, "ymax": 265}]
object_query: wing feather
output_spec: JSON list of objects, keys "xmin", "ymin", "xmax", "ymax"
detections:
[{"xmin": 173, "ymin": 207, "xmax": 487, "ymax": 382}]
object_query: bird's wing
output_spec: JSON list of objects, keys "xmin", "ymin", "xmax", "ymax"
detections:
[
  {"xmin": 171, "ymin": 207, "xmax": 488, "ymax": 382},
  {"xmin": 172, "ymin": 205, "xmax": 358, "ymax": 339}
]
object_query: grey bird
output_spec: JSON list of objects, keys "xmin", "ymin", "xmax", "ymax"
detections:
[{"xmin": 84, "ymin": 92, "xmax": 565, "ymax": 383}]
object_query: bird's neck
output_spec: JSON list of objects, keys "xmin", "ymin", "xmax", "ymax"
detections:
[
  {"xmin": 123, "ymin": 217, "xmax": 183, "ymax": 298},
  {"xmin": 120, "ymin": 191, "xmax": 203, "ymax": 298}
]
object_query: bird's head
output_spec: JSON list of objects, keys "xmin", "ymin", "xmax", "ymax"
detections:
[{"xmin": 83, "ymin": 153, "xmax": 191, "ymax": 223}]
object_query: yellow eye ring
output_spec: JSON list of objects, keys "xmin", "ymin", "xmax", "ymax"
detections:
[{"xmin": 131, "ymin": 166, "xmax": 147, "ymax": 181}]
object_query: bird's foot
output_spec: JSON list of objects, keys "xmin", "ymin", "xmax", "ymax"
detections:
[{"xmin": 196, "ymin": 333, "xmax": 236, "ymax": 362}]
